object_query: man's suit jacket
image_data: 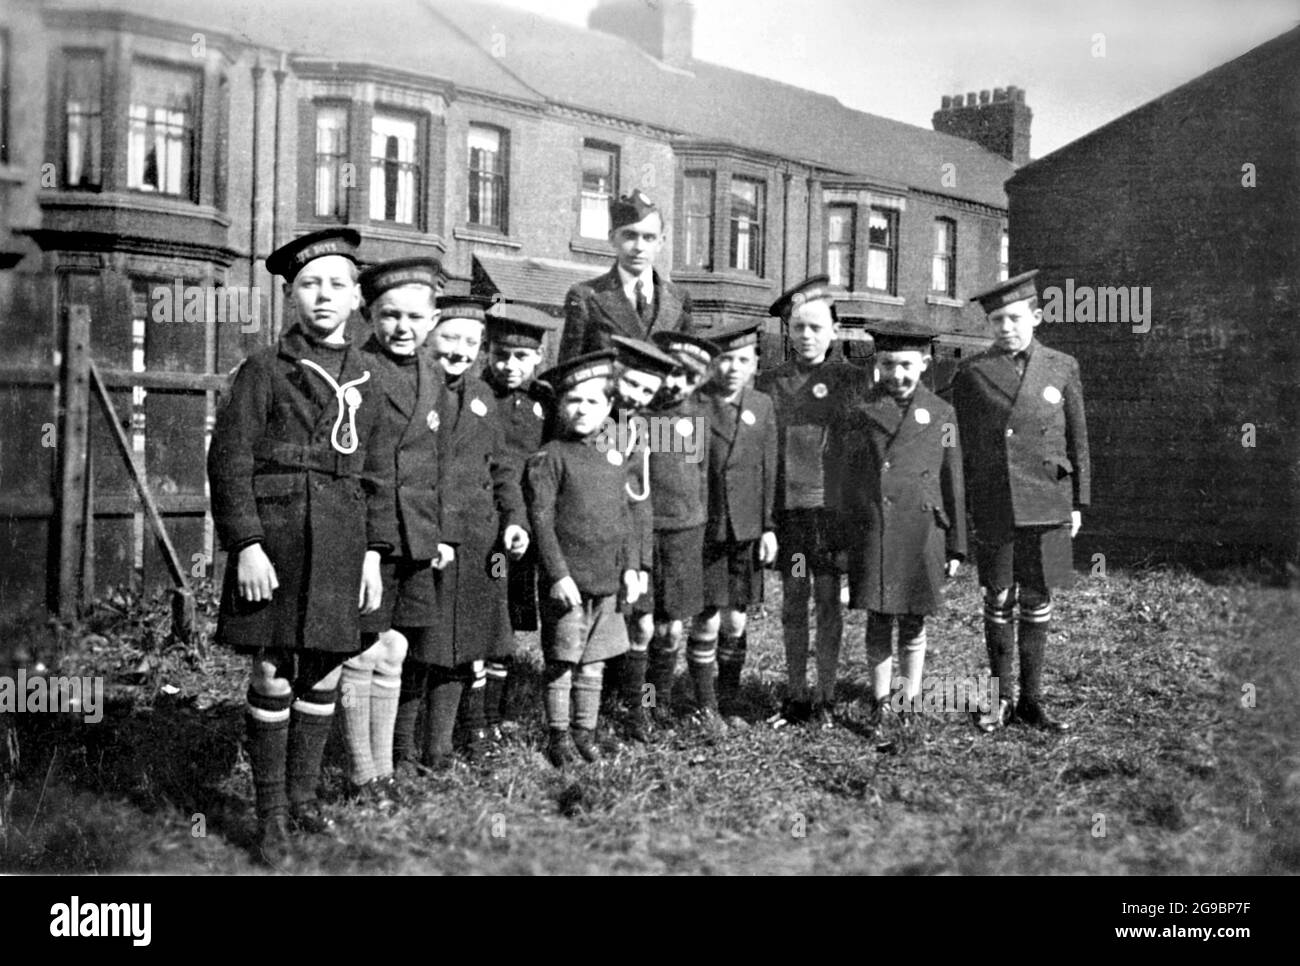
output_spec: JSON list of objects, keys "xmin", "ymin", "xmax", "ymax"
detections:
[
  {"xmin": 559, "ymin": 265, "xmax": 692, "ymax": 362},
  {"xmin": 703, "ymin": 385, "xmax": 778, "ymax": 545},
  {"xmin": 946, "ymin": 341, "xmax": 1090, "ymax": 540}
]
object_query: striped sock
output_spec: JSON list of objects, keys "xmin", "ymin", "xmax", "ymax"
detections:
[
  {"xmin": 370, "ymin": 663, "xmax": 402, "ymax": 779},
  {"xmin": 983, "ymin": 594, "xmax": 1016, "ymax": 691},
  {"xmin": 866, "ymin": 611, "xmax": 894, "ymax": 702},
  {"xmin": 340, "ymin": 656, "xmax": 376, "ymax": 786},
  {"xmin": 484, "ymin": 658, "xmax": 511, "ymax": 727},
  {"xmin": 245, "ymin": 687, "xmax": 292, "ymax": 821},
  {"xmin": 459, "ymin": 660, "xmax": 487, "ymax": 733},
  {"xmin": 899, "ymin": 616, "xmax": 927, "ymax": 704},
  {"xmin": 1018, "ymin": 600, "xmax": 1052, "ymax": 704},
  {"xmin": 287, "ymin": 683, "xmax": 338, "ymax": 807},
  {"xmin": 393, "ymin": 661, "xmax": 427, "ymax": 764},
  {"xmin": 620, "ymin": 647, "xmax": 649, "ymax": 707},
  {"xmin": 544, "ymin": 661, "xmax": 574, "ymax": 731},
  {"xmin": 687, "ymin": 636, "xmax": 718, "ymax": 711},
  {"xmin": 571, "ymin": 662, "xmax": 604, "ymax": 730},
  {"xmin": 716, "ymin": 633, "xmax": 746, "ymax": 706},
  {"xmin": 422, "ymin": 668, "xmax": 463, "ymax": 764}
]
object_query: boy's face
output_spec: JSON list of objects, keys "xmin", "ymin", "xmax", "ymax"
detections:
[
  {"xmin": 874, "ymin": 349, "xmax": 929, "ymax": 401},
  {"xmin": 430, "ymin": 317, "xmax": 484, "ymax": 377},
  {"xmin": 658, "ymin": 366, "xmax": 703, "ymax": 407},
  {"xmin": 560, "ymin": 377, "xmax": 613, "ymax": 437},
  {"xmin": 715, "ymin": 344, "xmax": 758, "ymax": 396},
  {"xmin": 369, "ymin": 284, "xmax": 438, "ymax": 357},
  {"xmin": 285, "ymin": 254, "xmax": 360, "ymax": 340},
  {"xmin": 610, "ymin": 211, "xmax": 663, "ymax": 277},
  {"xmin": 987, "ymin": 298, "xmax": 1042, "ymax": 354},
  {"xmin": 787, "ymin": 300, "xmax": 838, "ymax": 364},
  {"xmin": 615, "ymin": 367, "xmax": 664, "ymax": 411},
  {"xmin": 489, "ymin": 345, "xmax": 543, "ymax": 390}
]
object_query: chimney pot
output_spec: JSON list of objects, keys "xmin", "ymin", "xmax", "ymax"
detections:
[
  {"xmin": 979, "ymin": 89, "xmax": 991, "ymax": 104},
  {"xmin": 993, "ymin": 87, "xmax": 1007, "ymax": 102},
  {"xmin": 965, "ymin": 92, "xmax": 977, "ymax": 106},
  {"xmin": 941, "ymin": 95, "xmax": 952, "ymax": 109}
]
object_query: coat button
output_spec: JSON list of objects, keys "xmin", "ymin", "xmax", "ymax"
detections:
[{"xmin": 882, "ymin": 461, "xmax": 891, "ymax": 471}]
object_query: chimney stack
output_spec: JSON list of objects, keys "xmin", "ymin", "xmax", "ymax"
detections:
[
  {"xmin": 589, "ymin": 0, "xmax": 695, "ymax": 69},
  {"xmin": 932, "ymin": 85, "xmax": 1033, "ymax": 165}
]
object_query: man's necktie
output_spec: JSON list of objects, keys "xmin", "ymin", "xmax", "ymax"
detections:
[
  {"xmin": 1014, "ymin": 351, "xmax": 1028, "ymax": 377},
  {"xmin": 634, "ymin": 279, "xmax": 649, "ymax": 326}
]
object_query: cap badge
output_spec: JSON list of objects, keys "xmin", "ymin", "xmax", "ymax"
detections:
[
  {"xmin": 812, "ymin": 383, "xmax": 828, "ymax": 399},
  {"xmin": 1043, "ymin": 385, "xmax": 1062, "ymax": 405},
  {"xmin": 470, "ymin": 397, "xmax": 488, "ymax": 417},
  {"xmin": 741, "ymin": 409, "xmax": 756, "ymax": 426},
  {"xmin": 914, "ymin": 408, "xmax": 931, "ymax": 425},
  {"xmin": 676, "ymin": 417, "xmax": 694, "ymax": 437}
]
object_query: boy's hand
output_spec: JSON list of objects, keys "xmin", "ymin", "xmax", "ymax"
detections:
[
  {"xmin": 430, "ymin": 544, "xmax": 456, "ymax": 570},
  {"xmin": 237, "ymin": 543, "xmax": 278, "ymax": 602},
  {"xmin": 758, "ymin": 531, "xmax": 778, "ymax": 566},
  {"xmin": 945, "ymin": 558, "xmax": 961, "ymax": 579},
  {"xmin": 550, "ymin": 576, "xmax": 582, "ymax": 608},
  {"xmin": 359, "ymin": 550, "xmax": 383, "ymax": 614},
  {"xmin": 503, "ymin": 525, "xmax": 530, "ymax": 560},
  {"xmin": 638, "ymin": 571, "xmax": 649, "ymax": 597},
  {"xmin": 1070, "ymin": 510, "xmax": 1082, "ymax": 538},
  {"xmin": 622, "ymin": 569, "xmax": 642, "ymax": 606}
]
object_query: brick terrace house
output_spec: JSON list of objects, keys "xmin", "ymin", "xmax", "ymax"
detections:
[
  {"xmin": 1006, "ymin": 27, "xmax": 1299, "ymax": 565},
  {"xmin": 0, "ymin": 0, "xmax": 1027, "ymax": 612}
]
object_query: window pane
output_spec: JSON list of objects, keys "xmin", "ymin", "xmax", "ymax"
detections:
[
  {"xmin": 866, "ymin": 208, "xmax": 895, "ymax": 293},
  {"xmin": 729, "ymin": 177, "xmax": 765, "ymax": 274},
  {"xmin": 468, "ymin": 124, "xmax": 507, "ymax": 229},
  {"xmin": 682, "ymin": 172, "xmax": 713, "ymax": 270},
  {"xmin": 868, "ymin": 209, "xmax": 892, "ymax": 247},
  {"xmin": 933, "ymin": 220, "xmax": 950, "ymax": 255},
  {"xmin": 371, "ymin": 112, "xmax": 419, "ymax": 224},
  {"xmin": 580, "ymin": 144, "xmax": 617, "ymax": 238},
  {"xmin": 826, "ymin": 205, "xmax": 854, "ymax": 288},
  {"xmin": 127, "ymin": 62, "xmax": 197, "ymax": 198},
  {"xmin": 315, "ymin": 105, "xmax": 348, "ymax": 219},
  {"xmin": 65, "ymin": 52, "xmax": 103, "ymax": 189},
  {"xmin": 1000, "ymin": 229, "xmax": 1010, "ymax": 281}
]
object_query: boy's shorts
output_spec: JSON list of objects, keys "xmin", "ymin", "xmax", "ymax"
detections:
[
  {"xmin": 701, "ymin": 539, "xmax": 762, "ymax": 610},
  {"xmin": 773, "ymin": 507, "xmax": 844, "ymax": 576},
  {"xmin": 633, "ymin": 524, "xmax": 705, "ymax": 621},
  {"xmin": 542, "ymin": 593, "xmax": 630, "ymax": 664},
  {"xmin": 359, "ymin": 557, "xmax": 437, "ymax": 635},
  {"xmin": 974, "ymin": 524, "xmax": 1074, "ymax": 594}
]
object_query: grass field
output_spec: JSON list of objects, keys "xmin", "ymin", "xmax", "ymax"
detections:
[{"xmin": 1, "ymin": 563, "xmax": 1295, "ymax": 875}]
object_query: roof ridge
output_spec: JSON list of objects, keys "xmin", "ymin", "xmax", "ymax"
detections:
[{"xmin": 419, "ymin": 0, "xmax": 549, "ymax": 101}]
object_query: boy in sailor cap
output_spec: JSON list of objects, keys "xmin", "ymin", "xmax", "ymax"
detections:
[
  {"xmin": 208, "ymin": 227, "xmax": 395, "ymax": 866},
  {"xmin": 340, "ymin": 256, "xmax": 448, "ymax": 804},
  {"xmin": 835, "ymin": 320, "xmax": 966, "ymax": 747},
  {"xmin": 636, "ymin": 330, "xmax": 720, "ymax": 735},
  {"xmin": 559, "ymin": 190, "xmax": 693, "ymax": 362},
  {"xmin": 481, "ymin": 305, "xmax": 558, "ymax": 742},
  {"xmin": 692, "ymin": 320, "xmax": 778, "ymax": 725},
  {"xmin": 390, "ymin": 295, "xmax": 529, "ymax": 771},
  {"xmin": 525, "ymin": 351, "xmax": 642, "ymax": 766},
  {"xmin": 755, "ymin": 275, "xmax": 867, "ymax": 729},
  {"xmin": 946, "ymin": 270, "xmax": 1090, "ymax": 733}
]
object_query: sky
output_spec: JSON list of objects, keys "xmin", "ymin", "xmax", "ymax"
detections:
[{"xmin": 491, "ymin": 0, "xmax": 1299, "ymax": 158}]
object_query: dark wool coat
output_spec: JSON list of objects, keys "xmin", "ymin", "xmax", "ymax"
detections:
[
  {"xmin": 646, "ymin": 395, "xmax": 710, "ymax": 532},
  {"xmin": 558, "ymin": 265, "xmax": 692, "ymax": 363},
  {"xmin": 417, "ymin": 371, "xmax": 528, "ymax": 668},
  {"xmin": 836, "ymin": 384, "xmax": 967, "ymax": 616},
  {"xmin": 209, "ymin": 326, "xmax": 395, "ymax": 654},
  {"xmin": 945, "ymin": 341, "xmax": 1090, "ymax": 590},
  {"xmin": 702, "ymin": 385, "xmax": 778, "ymax": 545}
]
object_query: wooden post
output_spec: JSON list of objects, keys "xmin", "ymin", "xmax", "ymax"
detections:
[{"xmin": 57, "ymin": 304, "xmax": 92, "ymax": 619}]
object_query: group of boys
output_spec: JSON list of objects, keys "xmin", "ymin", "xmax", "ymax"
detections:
[{"xmin": 208, "ymin": 188, "xmax": 1089, "ymax": 868}]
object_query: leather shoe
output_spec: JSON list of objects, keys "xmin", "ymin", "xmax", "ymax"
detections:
[
  {"xmin": 288, "ymin": 799, "xmax": 336, "ymax": 836},
  {"xmin": 256, "ymin": 812, "xmax": 295, "ymax": 870},
  {"xmin": 1016, "ymin": 698, "xmax": 1070, "ymax": 732},
  {"xmin": 972, "ymin": 697, "xmax": 1014, "ymax": 734},
  {"xmin": 571, "ymin": 727, "xmax": 603, "ymax": 763}
]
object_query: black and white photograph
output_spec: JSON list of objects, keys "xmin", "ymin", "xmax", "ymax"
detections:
[{"xmin": 0, "ymin": 0, "xmax": 1295, "ymax": 907}]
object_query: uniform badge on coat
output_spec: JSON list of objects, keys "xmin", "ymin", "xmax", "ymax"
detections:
[
  {"xmin": 470, "ymin": 397, "xmax": 488, "ymax": 417},
  {"xmin": 426, "ymin": 410, "xmax": 440, "ymax": 432},
  {"xmin": 915, "ymin": 407, "xmax": 931, "ymax": 424},
  {"xmin": 533, "ymin": 401, "xmax": 545, "ymax": 419},
  {"xmin": 741, "ymin": 409, "xmax": 756, "ymax": 425},
  {"xmin": 812, "ymin": 383, "xmax": 828, "ymax": 399},
  {"xmin": 1043, "ymin": 385, "xmax": 1062, "ymax": 405},
  {"xmin": 607, "ymin": 449, "xmax": 624, "ymax": 466},
  {"xmin": 676, "ymin": 417, "xmax": 694, "ymax": 437}
]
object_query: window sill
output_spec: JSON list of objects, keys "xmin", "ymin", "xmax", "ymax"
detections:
[
  {"xmin": 569, "ymin": 236, "xmax": 612, "ymax": 257},
  {"xmin": 453, "ymin": 226, "xmax": 521, "ymax": 249},
  {"xmin": 842, "ymin": 291, "xmax": 904, "ymax": 305},
  {"xmin": 926, "ymin": 294, "xmax": 965, "ymax": 308},
  {"xmin": 672, "ymin": 270, "xmax": 772, "ymax": 289}
]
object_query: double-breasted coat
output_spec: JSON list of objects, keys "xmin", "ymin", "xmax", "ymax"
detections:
[
  {"xmin": 420, "ymin": 371, "xmax": 528, "ymax": 668},
  {"xmin": 945, "ymin": 340, "xmax": 1090, "ymax": 588},
  {"xmin": 836, "ymin": 384, "xmax": 967, "ymax": 615},
  {"xmin": 209, "ymin": 325, "xmax": 395, "ymax": 654},
  {"xmin": 490, "ymin": 378, "xmax": 551, "ymax": 633},
  {"xmin": 703, "ymin": 386, "xmax": 777, "ymax": 545},
  {"xmin": 558, "ymin": 265, "xmax": 692, "ymax": 363},
  {"xmin": 356, "ymin": 338, "xmax": 448, "ymax": 633}
]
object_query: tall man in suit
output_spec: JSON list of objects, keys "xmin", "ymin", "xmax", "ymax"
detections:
[
  {"xmin": 947, "ymin": 270, "xmax": 1090, "ymax": 733},
  {"xmin": 559, "ymin": 189, "xmax": 692, "ymax": 363}
]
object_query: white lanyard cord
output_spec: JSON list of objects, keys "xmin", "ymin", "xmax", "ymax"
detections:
[
  {"xmin": 298, "ymin": 358, "xmax": 371, "ymax": 455},
  {"xmin": 624, "ymin": 417, "xmax": 650, "ymax": 502}
]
